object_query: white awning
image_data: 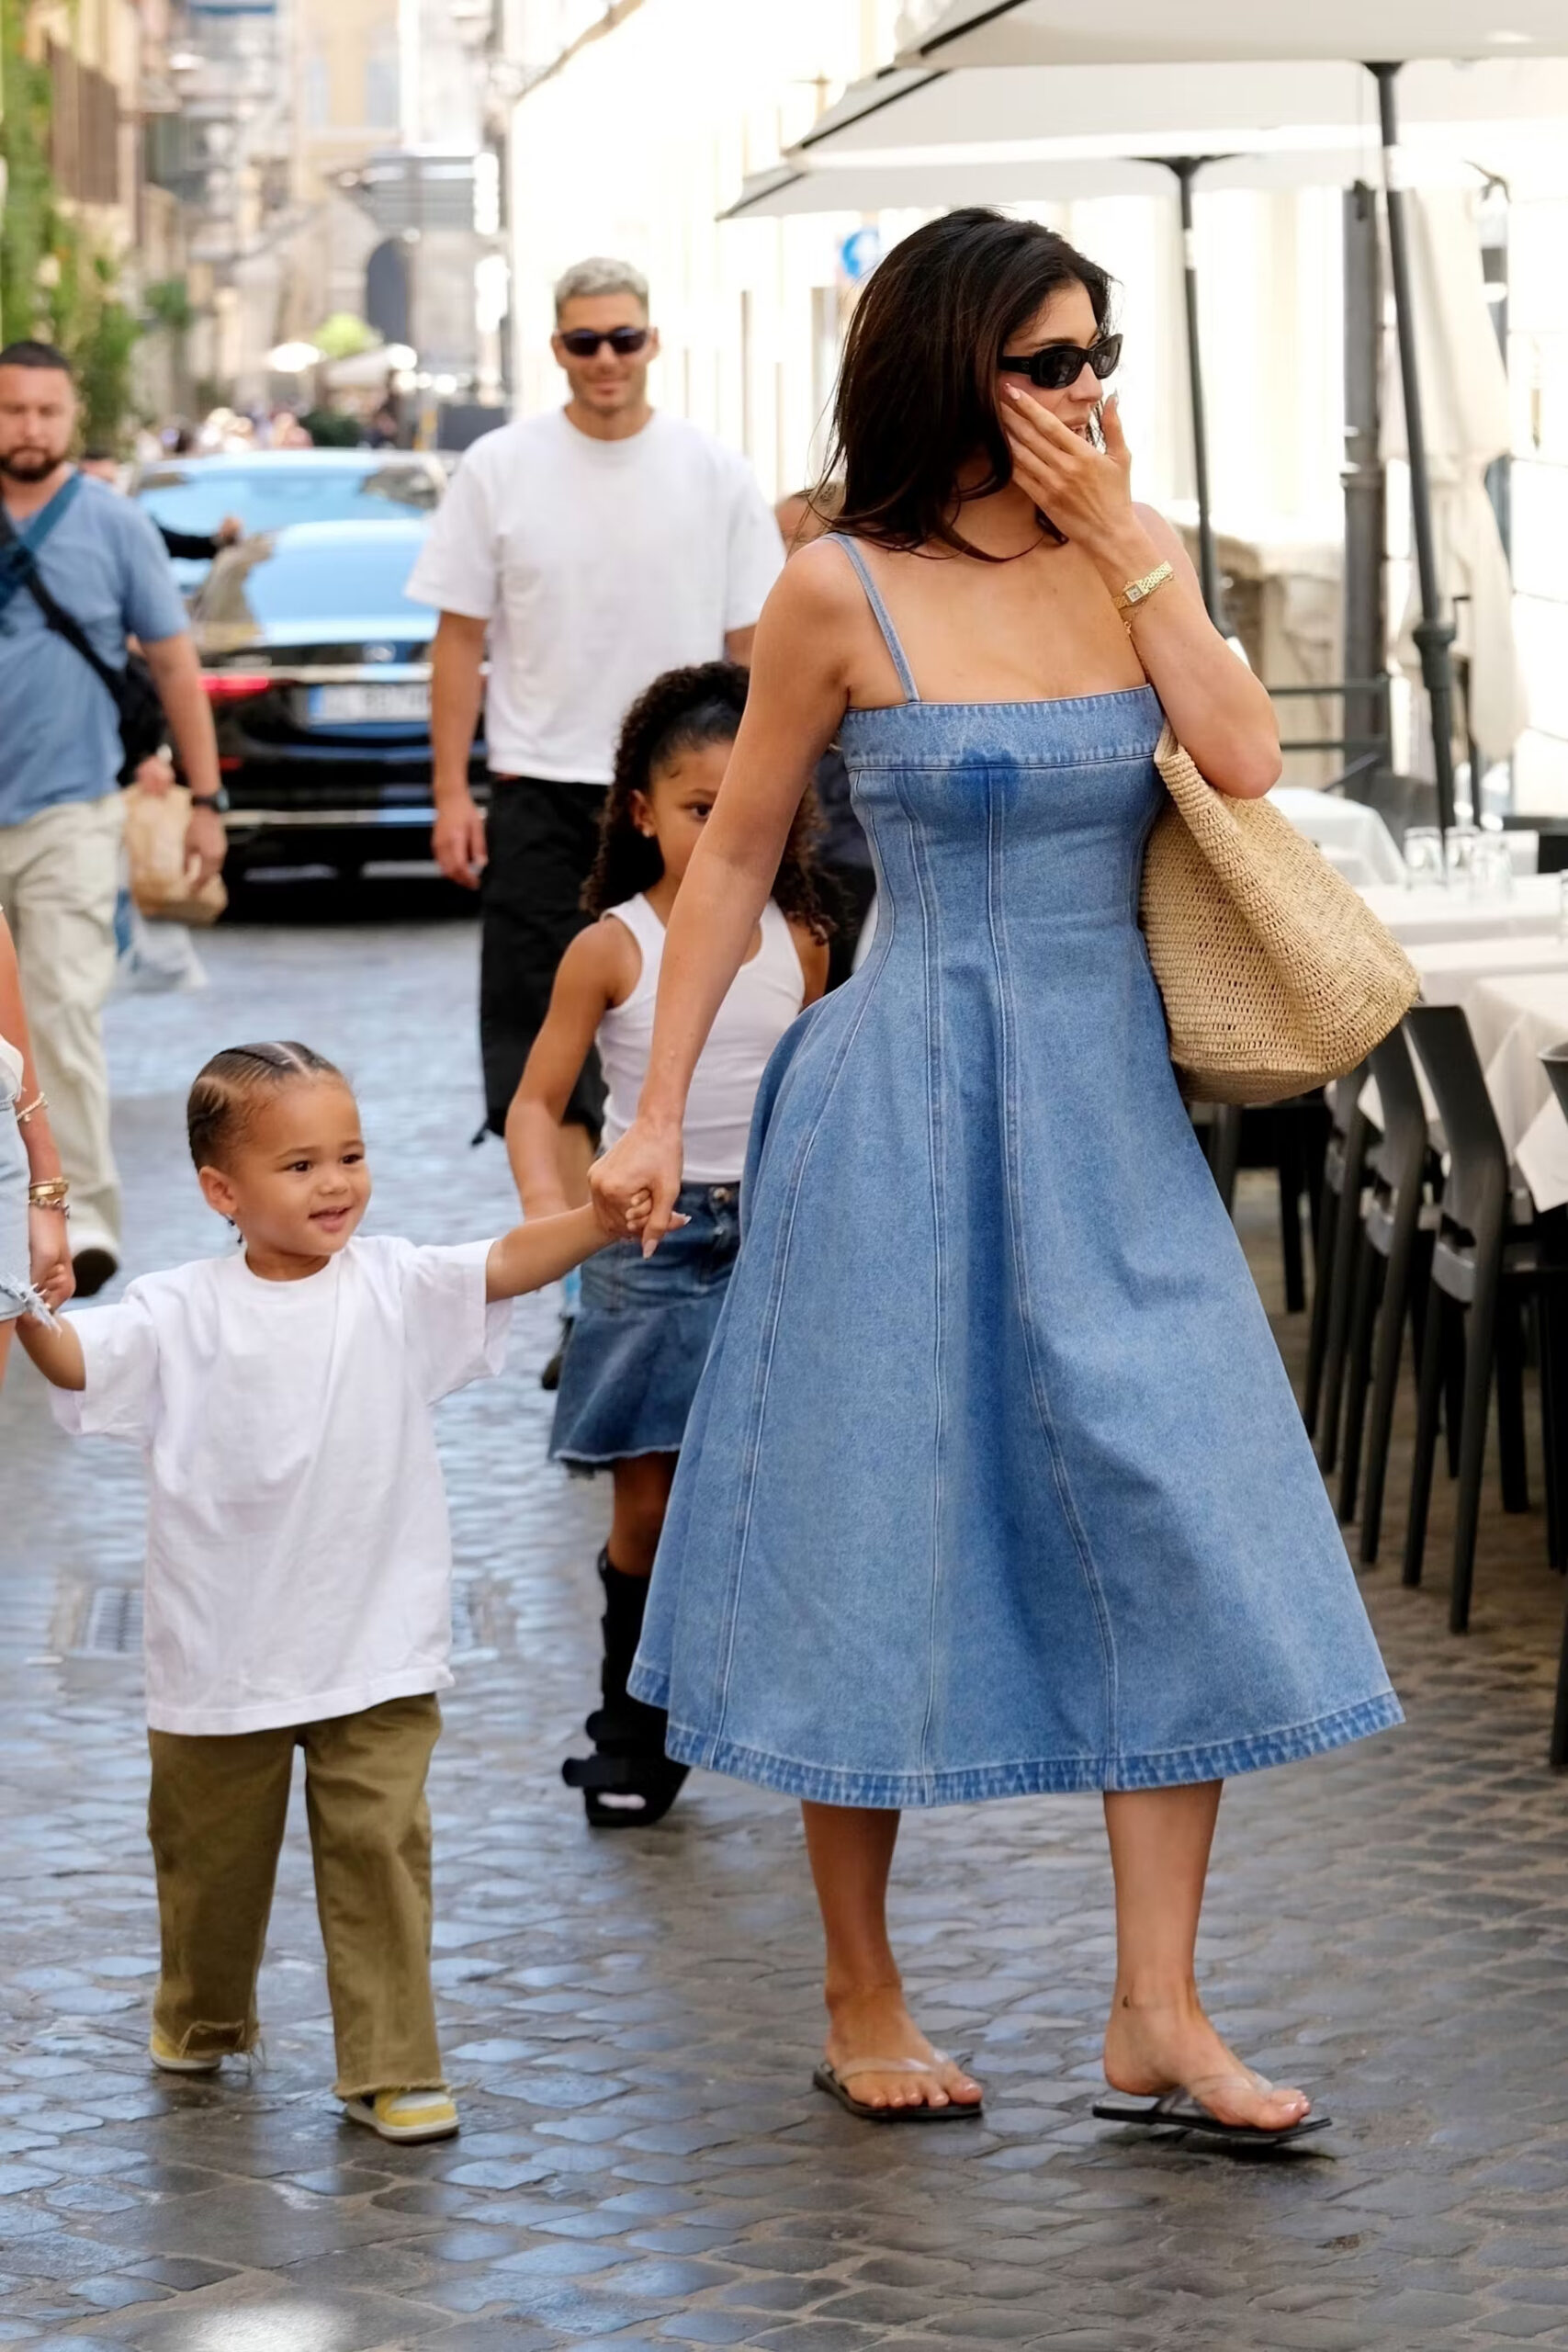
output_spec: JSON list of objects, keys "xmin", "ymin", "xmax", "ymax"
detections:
[
  {"xmin": 900, "ymin": 1, "xmax": 1568, "ymax": 68},
  {"xmin": 798, "ymin": 58, "xmax": 1568, "ymax": 159}
]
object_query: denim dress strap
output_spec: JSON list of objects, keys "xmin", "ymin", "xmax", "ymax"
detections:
[{"xmin": 829, "ymin": 535, "xmax": 920, "ymax": 705}]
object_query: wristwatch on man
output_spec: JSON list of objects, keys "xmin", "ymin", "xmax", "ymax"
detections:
[{"xmin": 190, "ymin": 786, "xmax": 231, "ymax": 814}]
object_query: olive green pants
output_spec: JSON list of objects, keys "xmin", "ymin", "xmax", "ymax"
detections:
[{"xmin": 147, "ymin": 1693, "xmax": 444, "ymax": 2098}]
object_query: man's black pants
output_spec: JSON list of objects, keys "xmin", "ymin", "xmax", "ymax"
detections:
[{"xmin": 479, "ymin": 777, "xmax": 608, "ymax": 1137}]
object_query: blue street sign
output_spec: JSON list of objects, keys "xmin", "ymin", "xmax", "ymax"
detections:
[{"xmin": 839, "ymin": 228, "xmax": 883, "ymax": 284}]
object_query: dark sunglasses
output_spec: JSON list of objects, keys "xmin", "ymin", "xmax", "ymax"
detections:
[
  {"xmin": 558, "ymin": 326, "xmax": 650, "ymax": 358},
  {"xmin": 999, "ymin": 334, "xmax": 1122, "ymax": 391}
]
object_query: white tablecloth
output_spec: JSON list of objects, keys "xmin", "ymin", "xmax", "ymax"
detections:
[
  {"xmin": 1360, "ymin": 876, "xmax": 1564, "ymax": 946},
  {"xmin": 1272, "ymin": 790, "xmax": 1405, "ymax": 887},
  {"xmin": 1358, "ymin": 934, "xmax": 1568, "ymax": 1161},
  {"xmin": 1470, "ymin": 975, "xmax": 1568, "ymax": 1213}
]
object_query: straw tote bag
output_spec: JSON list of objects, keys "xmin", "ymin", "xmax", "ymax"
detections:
[{"xmin": 1139, "ymin": 724, "xmax": 1418, "ymax": 1106}]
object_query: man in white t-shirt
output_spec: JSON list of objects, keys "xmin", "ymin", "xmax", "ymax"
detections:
[{"xmin": 406, "ymin": 256, "xmax": 783, "ymax": 1192}]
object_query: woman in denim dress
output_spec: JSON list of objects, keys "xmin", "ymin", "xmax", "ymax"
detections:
[
  {"xmin": 0, "ymin": 908, "xmax": 73, "ymax": 1379},
  {"xmin": 593, "ymin": 211, "xmax": 1399, "ymax": 2141}
]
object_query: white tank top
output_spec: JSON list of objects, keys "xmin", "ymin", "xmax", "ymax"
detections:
[{"xmin": 598, "ymin": 894, "xmax": 806, "ymax": 1183}]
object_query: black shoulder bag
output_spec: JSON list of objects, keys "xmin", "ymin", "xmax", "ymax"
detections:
[{"xmin": 0, "ymin": 480, "xmax": 168, "ymax": 782}]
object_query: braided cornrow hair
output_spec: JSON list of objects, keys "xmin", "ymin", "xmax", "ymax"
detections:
[
  {"xmin": 583, "ymin": 662, "xmax": 838, "ymax": 943},
  {"xmin": 186, "ymin": 1041, "xmax": 346, "ymax": 1170}
]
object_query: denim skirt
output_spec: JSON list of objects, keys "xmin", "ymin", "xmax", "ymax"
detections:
[
  {"xmin": 550, "ymin": 1182, "xmax": 740, "ymax": 1465},
  {"xmin": 0, "ymin": 1097, "xmax": 33, "ymax": 1324}
]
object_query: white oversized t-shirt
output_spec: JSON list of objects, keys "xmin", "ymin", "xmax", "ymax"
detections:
[
  {"xmin": 404, "ymin": 409, "xmax": 784, "ymax": 785},
  {"xmin": 51, "ymin": 1236, "xmax": 510, "ymax": 1736}
]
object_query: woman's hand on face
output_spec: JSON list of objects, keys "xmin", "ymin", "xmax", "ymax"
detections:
[
  {"xmin": 591, "ymin": 1119, "xmax": 684, "ymax": 1257},
  {"xmin": 1002, "ymin": 387, "xmax": 1134, "ymax": 556},
  {"xmin": 28, "ymin": 1204, "xmax": 73, "ymax": 1310}
]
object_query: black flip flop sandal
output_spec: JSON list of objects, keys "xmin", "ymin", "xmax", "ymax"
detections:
[
  {"xmin": 813, "ymin": 2054, "xmax": 985, "ymax": 2124},
  {"xmin": 1093, "ymin": 2073, "xmax": 1331, "ymax": 2150}
]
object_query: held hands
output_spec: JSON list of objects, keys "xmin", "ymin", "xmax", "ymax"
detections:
[
  {"xmin": 592, "ymin": 1118, "xmax": 684, "ymax": 1258},
  {"xmin": 28, "ymin": 1204, "xmax": 73, "ymax": 1314},
  {"xmin": 1001, "ymin": 387, "xmax": 1134, "ymax": 556}
]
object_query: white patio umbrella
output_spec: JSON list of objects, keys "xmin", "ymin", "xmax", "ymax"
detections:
[
  {"xmin": 889, "ymin": 1, "xmax": 1568, "ymax": 828},
  {"xmin": 1386, "ymin": 187, "xmax": 1529, "ymax": 772}
]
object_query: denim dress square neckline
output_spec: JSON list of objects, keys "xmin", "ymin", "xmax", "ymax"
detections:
[{"xmin": 631, "ymin": 536, "xmax": 1400, "ymax": 1806}]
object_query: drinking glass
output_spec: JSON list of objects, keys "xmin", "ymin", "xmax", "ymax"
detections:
[
  {"xmin": 1445, "ymin": 822, "xmax": 1482, "ymax": 886},
  {"xmin": 1468, "ymin": 835, "xmax": 1515, "ymax": 900},
  {"xmin": 1403, "ymin": 827, "xmax": 1446, "ymax": 889}
]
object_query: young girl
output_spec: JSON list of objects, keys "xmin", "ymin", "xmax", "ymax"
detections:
[
  {"xmin": 19, "ymin": 1039, "xmax": 615, "ymax": 2143},
  {"xmin": 508, "ymin": 663, "xmax": 832, "ymax": 1829}
]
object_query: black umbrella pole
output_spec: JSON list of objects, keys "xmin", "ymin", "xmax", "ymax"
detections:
[
  {"xmin": 1371, "ymin": 62, "xmax": 1458, "ymax": 834},
  {"xmin": 1173, "ymin": 160, "xmax": 1223, "ymax": 625}
]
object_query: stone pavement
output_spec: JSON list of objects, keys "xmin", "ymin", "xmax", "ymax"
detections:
[{"xmin": 2, "ymin": 898, "xmax": 1567, "ymax": 2352}]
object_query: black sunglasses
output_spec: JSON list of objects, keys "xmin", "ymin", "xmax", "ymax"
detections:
[
  {"xmin": 998, "ymin": 334, "xmax": 1122, "ymax": 391},
  {"xmin": 558, "ymin": 326, "xmax": 650, "ymax": 358}
]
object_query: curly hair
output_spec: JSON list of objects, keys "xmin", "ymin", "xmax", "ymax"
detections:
[
  {"xmin": 186, "ymin": 1041, "xmax": 346, "ymax": 1170},
  {"xmin": 583, "ymin": 662, "xmax": 837, "ymax": 941}
]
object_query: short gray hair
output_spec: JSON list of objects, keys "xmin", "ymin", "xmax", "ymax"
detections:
[{"xmin": 553, "ymin": 256, "xmax": 649, "ymax": 318}]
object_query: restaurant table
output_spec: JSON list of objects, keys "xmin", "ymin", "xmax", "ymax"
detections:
[
  {"xmin": 1273, "ymin": 789, "xmax": 1404, "ymax": 886},
  {"xmin": 1359, "ymin": 934, "xmax": 1568, "ymax": 1145},
  {"xmin": 1470, "ymin": 973, "xmax": 1568, "ymax": 1213},
  {"xmin": 1360, "ymin": 876, "xmax": 1565, "ymax": 947}
]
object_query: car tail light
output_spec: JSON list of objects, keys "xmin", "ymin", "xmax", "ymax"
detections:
[{"xmin": 201, "ymin": 673, "xmax": 273, "ymax": 701}]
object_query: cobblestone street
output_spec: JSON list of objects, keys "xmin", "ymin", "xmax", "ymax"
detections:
[{"xmin": 3, "ymin": 899, "xmax": 1568, "ymax": 2352}]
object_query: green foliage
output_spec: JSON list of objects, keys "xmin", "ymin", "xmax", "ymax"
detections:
[
  {"xmin": 310, "ymin": 311, "xmax": 377, "ymax": 361},
  {"xmin": 0, "ymin": 5, "xmax": 143, "ymax": 449},
  {"xmin": 145, "ymin": 277, "xmax": 196, "ymax": 334},
  {"xmin": 0, "ymin": 0, "xmax": 54, "ymax": 345}
]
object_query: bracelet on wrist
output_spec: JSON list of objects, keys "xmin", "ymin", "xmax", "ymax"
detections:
[{"xmin": 28, "ymin": 1178, "xmax": 69, "ymax": 1211}]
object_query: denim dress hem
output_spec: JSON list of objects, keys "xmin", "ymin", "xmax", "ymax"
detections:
[{"xmin": 633, "ymin": 1679, "xmax": 1403, "ymax": 1806}]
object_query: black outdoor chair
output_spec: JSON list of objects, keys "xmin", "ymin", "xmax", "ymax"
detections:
[
  {"xmin": 1304, "ymin": 1068, "xmax": 1373, "ymax": 1456},
  {"xmin": 1337, "ymin": 1025, "xmax": 1439, "ymax": 1555},
  {"xmin": 1402, "ymin": 1007, "xmax": 1566, "ymax": 1633},
  {"xmin": 1203, "ymin": 1097, "xmax": 1328, "ymax": 1315}
]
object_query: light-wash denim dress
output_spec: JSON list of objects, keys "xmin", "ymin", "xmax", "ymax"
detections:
[
  {"xmin": 0, "ymin": 1092, "xmax": 36, "ymax": 1324},
  {"xmin": 631, "ymin": 539, "xmax": 1401, "ymax": 1807}
]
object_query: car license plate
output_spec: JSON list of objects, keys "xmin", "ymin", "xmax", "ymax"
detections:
[{"xmin": 309, "ymin": 684, "xmax": 428, "ymax": 723}]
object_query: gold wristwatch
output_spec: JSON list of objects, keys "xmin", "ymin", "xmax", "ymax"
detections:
[{"xmin": 1113, "ymin": 560, "xmax": 1176, "ymax": 626}]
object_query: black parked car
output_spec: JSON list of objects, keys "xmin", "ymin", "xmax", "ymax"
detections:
[{"xmin": 191, "ymin": 518, "xmax": 484, "ymax": 878}]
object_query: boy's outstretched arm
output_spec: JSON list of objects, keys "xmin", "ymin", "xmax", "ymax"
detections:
[
  {"xmin": 17, "ymin": 1313, "xmax": 85, "ymax": 1390},
  {"xmin": 485, "ymin": 1203, "xmax": 617, "ymax": 1304}
]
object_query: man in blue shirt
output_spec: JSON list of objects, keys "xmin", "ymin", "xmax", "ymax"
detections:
[{"xmin": 0, "ymin": 342, "xmax": 224, "ymax": 1292}]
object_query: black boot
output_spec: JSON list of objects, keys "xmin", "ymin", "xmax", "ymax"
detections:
[{"xmin": 562, "ymin": 1551, "xmax": 688, "ymax": 1828}]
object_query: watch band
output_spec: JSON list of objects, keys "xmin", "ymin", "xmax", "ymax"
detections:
[
  {"xmin": 190, "ymin": 786, "xmax": 231, "ymax": 815},
  {"xmin": 1113, "ymin": 561, "xmax": 1176, "ymax": 622}
]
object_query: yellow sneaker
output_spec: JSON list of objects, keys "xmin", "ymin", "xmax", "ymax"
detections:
[
  {"xmin": 149, "ymin": 2030, "xmax": 222, "ymax": 2075},
  {"xmin": 342, "ymin": 2087, "xmax": 459, "ymax": 2143}
]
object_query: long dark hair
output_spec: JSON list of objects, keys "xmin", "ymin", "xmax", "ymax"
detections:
[
  {"xmin": 584, "ymin": 662, "xmax": 837, "ymax": 940},
  {"xmin": 821, "ymin": 208, "xmax": 1112, "ymax": 560}
]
